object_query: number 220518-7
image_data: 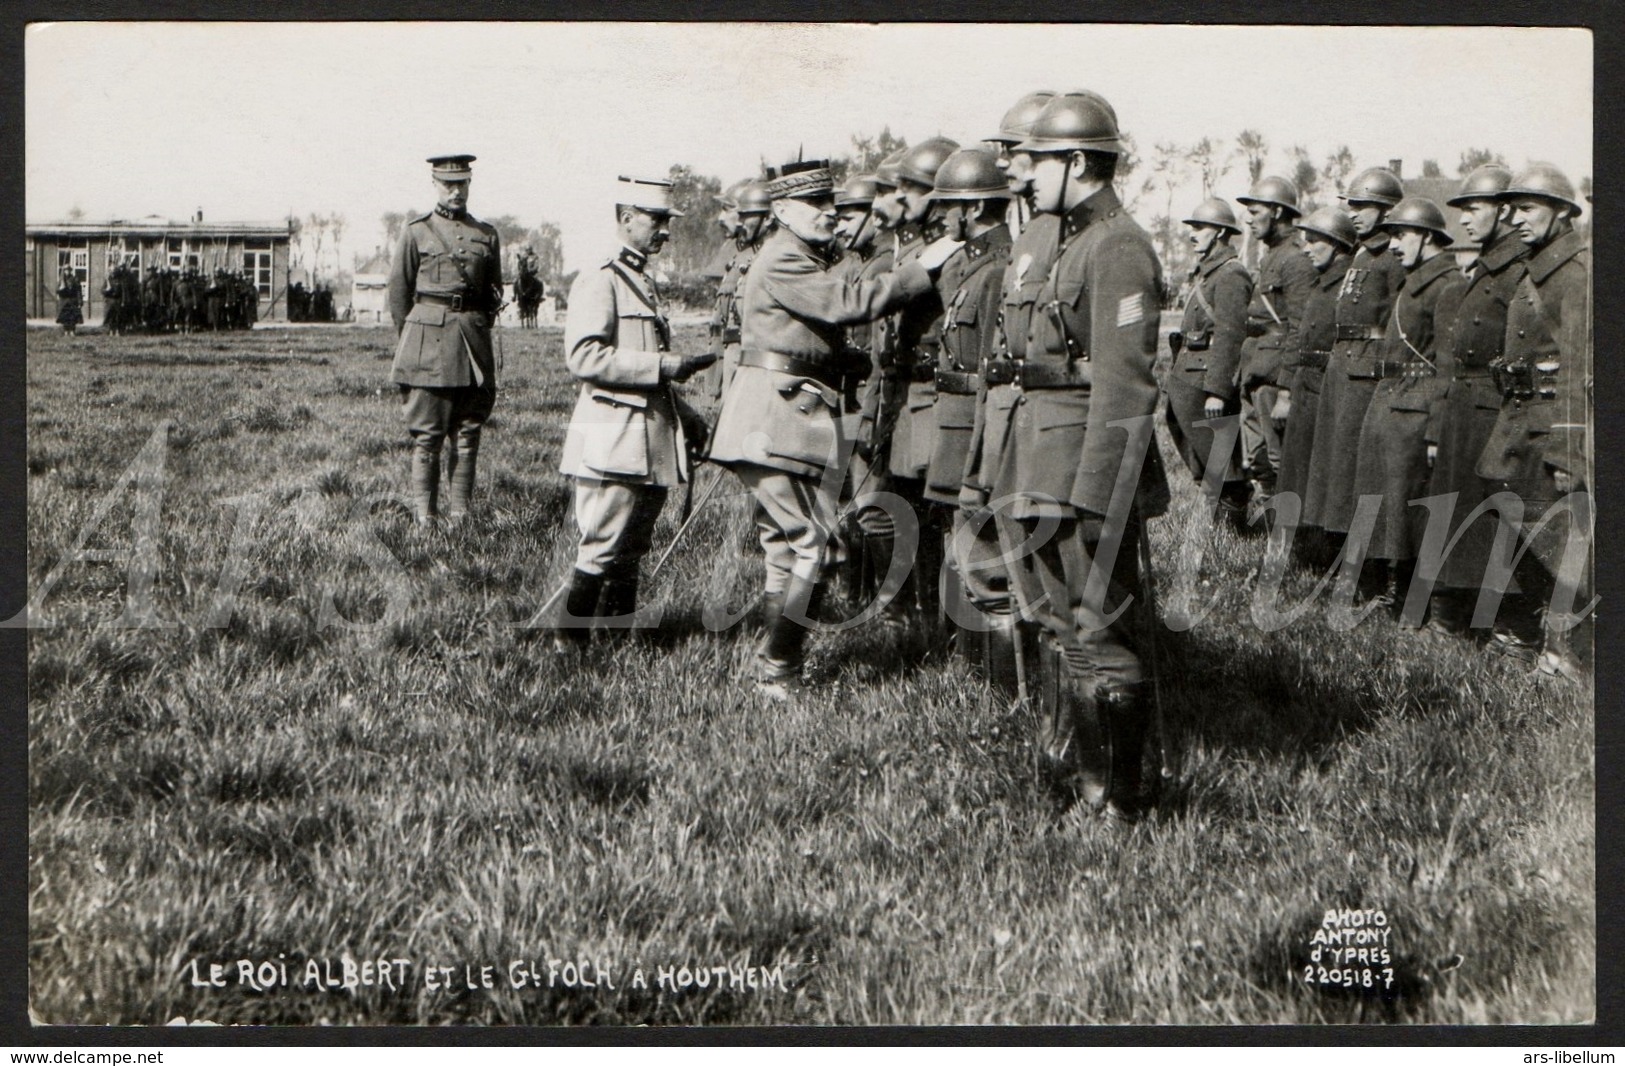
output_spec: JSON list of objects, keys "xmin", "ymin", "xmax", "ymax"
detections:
[{"xmin": 1303, "ymin": 966, "xmax": 1395, "ymax": 989}]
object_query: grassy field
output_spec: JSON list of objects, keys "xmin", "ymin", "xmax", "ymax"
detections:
[{"xmin": 26, "ymin": 322, "xmax": 1593, "ymax": 1026}]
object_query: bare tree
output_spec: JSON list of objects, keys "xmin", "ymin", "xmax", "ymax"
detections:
[
  {"xmin": 1116, "ymin": 130, "xmax": 1142, "ymax": 213},
  {"xmin": 1234, "ymin": 129, "xmax": 1268, "ymax": 186},
  {"xmin": 1289, "ymin": 145, "xmax": 1322, "ymax": 211},
  {"xmin": 1421, "ymin": 159, "xmax": 1444, "ymax": 179},
  {"xmin": 1321, "ymin": 145, "xmax": 1357, "ymax": 199},
  {"xmin": 1457, "ymin": 147, "xmax": 1508, "ymax": 177},
  {"xmin": 1187, "ymin": 136, "xmax": 1233, "ymax": 199}
]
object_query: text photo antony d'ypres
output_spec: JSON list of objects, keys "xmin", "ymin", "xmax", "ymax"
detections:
[{"xmin": 22, "ymin": 22, "xmax": 1593, "ymax": 1025}]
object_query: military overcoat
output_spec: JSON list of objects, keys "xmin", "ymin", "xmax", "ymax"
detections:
[
  {"xmin": 1164, "ymin": 242, "xmax": 1253, "ymax": 484},
  {"xmin": 1276, "ymin": 251, "xmax": 1351, "ymax": 505},
  {"xmin": 1239, "ymin": 234, "xmax": 1316, "ymax": 391}
]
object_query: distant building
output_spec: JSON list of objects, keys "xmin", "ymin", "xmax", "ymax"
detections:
[
  {"xmin": 25, "ymin": 214, "xmax": 294, "ymax": 323},
  {"xmin": 350, "ymin": 249, "xmax": 392, "ymax": 325}
]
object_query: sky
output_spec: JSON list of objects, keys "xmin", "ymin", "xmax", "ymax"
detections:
[{"xmin": 25, "ymin": 22, "xmax": 1593, "ymax": 274}]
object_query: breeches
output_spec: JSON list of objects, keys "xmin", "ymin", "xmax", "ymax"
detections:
[
  {"xmin": 572, "ymin": 477, "xmax": 670, "ymax": 578},
  {"xmin": 734, "ymin": 464, "xmax": 838, "ymax": 594}
]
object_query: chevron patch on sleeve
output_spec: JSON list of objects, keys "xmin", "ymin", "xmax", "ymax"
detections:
[{"xmin": 1116, "ymin": 293, "xmax": 1143, "ymax": 328}]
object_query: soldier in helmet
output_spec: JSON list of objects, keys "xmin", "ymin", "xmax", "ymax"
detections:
[
  {"xmin": 963, "ymin": 91, "xmax": 1062, "ymax": 698},
  {"xmin": 922, "ymin": 147, "xmax": 1013, "ymax": 674},
  {"xmin": 1349, "ymin": 198, "xmax": 1466, "ymax": 616},
  {"xmin": 1276, "ymin": 207, "xmax": 1358, "ymax": 525},
  {"xmin": 854, "ymin": 147, "xmax": 912, "ymax": 501},
  {"xmin": 700, "ymin": 180, "xmax": 746, "ymax": 398},
  {"xmin": 707, "ymin": 158, "xmax": 961, "ymax": 698},
  {"xmin": 882, "ymin": 136, "xmax": 961, "ymax": 637},
  {"xmin": 995, "ymin": 91, "xmax": 1168, "ymax": 819},
  {"xmin": 831, "ymin": 173, "xmax": 898, "ymax": 610},
  {"xmin": 1476, "ymin": 163, "xmax": 1592, "ymax": 681},
  {"xmin": 1235, "ymin": 176, "xmax": 1316, "ymax": 516},
  {"xmin": 1165, "ymin": 197, "xmax": 1255, "ymax": 526},
  {"xmin": 713, "ymin": 179, "xmax": 772, "ymax": 401},
  {"xmin": 386, "ymin": 154, "xmax": 505, "ymax": 524},
  {"xmin": 1421, "ymin": 165, "xmax": 1530, "ymax": 640},
  {"xmin": 1302, "ymin": 167, "xmax": 1407, "ymax": 570}
]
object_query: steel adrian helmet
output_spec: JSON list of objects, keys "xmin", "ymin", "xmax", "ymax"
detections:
[
  {"xmin": 735, "ymin": 180, "xmax": 772, "ymax": 216},
  {"xmin": 1340, "ymin": 167, "xmax": 1404, "ymax": 207},
  {"xmin": 874, "ymin": 147, "xmax": 909, "ymax": 189},
  {"xmin": 989, "ymin": 91, "xmax": 1056, "ymax": 145},
  {"xmin": 1501, "ymin": 163, "xmax": 1584, "ymax": 214},
  {"xmin": 1296, "ymin": 206, "xmax": 1358, "ymax": 251},
  {"xmin": 895, "ymin": 137, "xmax": 961, "ymax": 189},
  {"xmin": 1015, "ymin": 91, "xmax": 1126, "ymax": 155},
  {"xmin": 716, "ymin": 178, "xmax": 750, "ymax": 209},
  {"xmin": 835, "ymin": 174, "xmax": 880, "ymax": 208},
  {"xmin": 1181, "ymin": 197, "xmax": 1242, "ymax": 233},
  {"xmin": 1236, "ymin": 175, "xmax": 1302, "ymax": 218},
  {"xmin": 1446, "ymin": 164, "xmax": 1513, "ymax": 207},
  {"xmin": 1380, "ymin": 197, "xmax": 1452, "ymax": 242},
  {"xmin": 928, "ymin": 148, "xmax": 1013, "ymax": 201}
]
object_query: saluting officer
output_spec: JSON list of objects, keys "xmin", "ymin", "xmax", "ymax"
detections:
[
  {"xmin": 920, "ymin": 148, "xmax": 1012, "ymax": 674},
  {"xmin": 553, "ymin": 176, "xmax": 714, "ymax": 641},
  {"xmin": 1422, "ymin": 165, "xmax": 1528, "ymax": 638},
  {"xmin": 1302, "ymin": 167, "xmax": 1406, "ymax": 553},
  {"xmin": 1477, "ymin": 163, "xmax": 1592, "ymax": 682},
  {"xmin": 1349, "ymin": 198, "xmax": 1466, "ymax": 616},
  {"xmin": 995, "ymin": 91, "xmax": 1168, "ymax": 819},
  {"xmin": 1165, "ymin": 197, "xmax": 1254, "ymax": 524},
  {"xmin": 1235, "ymin": 175, "xmax": 1316, "ymax": 512},
  {"xmin": 387, "ymin": 153, "xmax": 505, "ymax": 524},
  {"xmin": 708, "ymin": 158, "xmax": 960, "ymax": 698},
  {"xmin": 1275, "ymin": 207, "xmax": 1357, "ymax": 524}
]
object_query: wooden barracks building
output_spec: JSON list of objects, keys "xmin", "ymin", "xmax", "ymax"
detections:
[{"xmin": 25, "ymin": 213, "xmax": 295, "ymax": 324}]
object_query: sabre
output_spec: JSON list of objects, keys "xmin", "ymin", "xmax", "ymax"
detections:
[
  {"xmin": 647, "ymin": 464, "xmax": 730, "ymax": 583},
  {"xmin": 1135, "ymin": 515, "xmax": 1173, "ymax": 781}
]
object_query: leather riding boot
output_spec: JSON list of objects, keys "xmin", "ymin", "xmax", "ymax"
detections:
[
  {"xmin": 983, "ymin": 611, "xmax": 1020, "ymax": 700},
  {"xmin": 446, "ymin": 436, "xmax": 478, "ymax": 518},
  {"xmin": 598, "ymin": 569, "xmax": 640, "ymax": 635},
  {"xmin": 1064, "ymin": 680, "xmax": 1114, "ymax": 812},
  {"xmin": 759, "ymin": 589, "xmax": 786, "ymax": 633},
  {"xmin": 757, "ymin": 572, "xmax": 819, "ymax": 698},
  {"xmin": 1097, "ymin": 685, "xmax": 1149, "ymax": 819},
  {"xmin": 410, "ymin": 443, "xmax": 440, "ymax": 525},
  {"xmin": 1034, "ymin": 636, "xmax": 1074, "ymax": 784},
  {"xmin": 553, "ymin": 569, "xmax": 604, "ymax": 652}
]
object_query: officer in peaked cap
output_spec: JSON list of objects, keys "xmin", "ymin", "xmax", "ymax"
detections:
[
  {"xmin": 1166, "ymin": 196, "xmax": 1255, "ymax": 527},
  {"xmin": 708, "ymin": 157, "xmax": 962, "ymax": 699},
  {"xmin": 995, "ymin": 90, "xmax": 1168, "ymax": 819},
  {"xmin": 550, "ymin": 175, "xmax": 715, "ymax": 645},
  {"xmin": 1235, "ymin": 175, "xmax": 1316, "ymax": 518},
  {"xmin": 1477, "ymin": 163, "xmax": 1592, "ymax": 682},
  {"xmin": 387, "ymin": 153, "xmax": 505, "ymax": 524}
]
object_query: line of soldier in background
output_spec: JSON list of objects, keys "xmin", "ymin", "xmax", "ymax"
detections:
[
  {"xmin": 100, "ymin": 262, "xmax": 264, "ymax": 334},
  {"xmin": 287, "ymin": 280, "xmax": 338, "ymax": 323}
]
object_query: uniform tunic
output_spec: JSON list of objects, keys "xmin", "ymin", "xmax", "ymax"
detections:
[
  {"xmin": 841, "ymin": 242, "xmax": 898, "ymax": 538},
  {"xmin": 1476, "ymin": 227, "xmax": 1590, "ymax": 577},
  {"xmin": 1277, "ymin": 251, "xmax": 1351, "ymax": 506},
  {"xmin": 1425, "ymin": 230, "xmax": 1528, "ymax": 589},
  {"xmin": 886, "ymin": 228, "xmax": 944, "ymax": 480},
  {"xmin": 1303, "ymin": 231, "xmax": 1405, "ymax": 532},
  {"xmin": 994, "ymin": 186, "xmax": 1168, "ymax": 693},
  {"xmin": 559, "ymin": 247, "xmax": 689, "ymax": 577},
  {"xmin": 388, "ymin": 207, "xmax": 503, "ymax": 388},
  {"xmin": 709, "ymin": 226, "xmax": 931, "ymax": 590},
  {"xmin": 1238, "ymin": 233, "xmax": 1317, "ymax": 484},
  {"xmin": 925, "ymin": 224, "xmax": 1010, "ymax": 505},
  {"xmin": 1351, "ymin": 252, "xmax": 1465, "ymax": 561},
  {"xmin": 1164, "ymin": 242, "xmax": 1253, "ymax": 490}
]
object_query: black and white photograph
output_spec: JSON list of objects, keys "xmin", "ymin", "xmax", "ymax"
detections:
[{"xmin": 19, "ymin": 19, "xmax": 1596, "ymax": 1029}]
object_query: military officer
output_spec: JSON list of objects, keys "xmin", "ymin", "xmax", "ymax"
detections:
[
  {"xmin": 553, "ymin": 176, "xmax": 714, "ymax": 641},
  {"xmin": 1165, "ymin": 197, "xmax": 1254, "ymax": 524},
  {"xmin": 921, "ymin": 148, "xmax": 1013, "ymax": 673},
  {"xmin": 1302, "ymin": 167, "xmax": 1407, "ymax": 559},
  {"xmin": 386, "ymin": 154, "xmax": 505, "ymax": 524},
  {"xmin": 1477, "ymin": 163, "xmax": 1592, "ymax": 681},
  {"xmin": 1235, "ymin": 176, "xmax": 1315, "ymax": 513},
  {"xmin": 831, "ymin": 173, "xmax": 898, "ymax": 609},
  {"xmin": 883, "ymin": 136, "xmax": 960, "ymax": 633},
  {"xmin": 1421, "ymin": 165, "xmax": 1528, "ymax": 638},
  {"xmin": 1276, "ymin": 207, "xmax": 1357, "ymax": 525},
  {"xmin": 995, "ymin": 91, "xmax": 1168, "ymax": 818},
  {"xmin": 1349, "ymin": 198, "xmax": 1466, "ymax": 618},
  {"xmin": 708, "ymin": 157, "xmax": 960, "ymax": 698}
]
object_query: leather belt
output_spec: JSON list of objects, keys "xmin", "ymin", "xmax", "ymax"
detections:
[
  {"xmin": 739, "ymin": 349, "xmax": 843, "ymax": 390},
  {"xmin": 1335, "ymin": 323, "xmax": 1386, "ymax": 341},
  {"xmin": 934, "ymin": 369, "xmax": 979, "ymax": 395},
  {"xmin": 415, "ymin": 291, "xmax": 475, "ymax": 312},
  {"xmin": 1293, "ymin": 350, "xmax": 1331, "ymax": 370},
  {"xmin": 901, "ymin": 363, "xmax": 937, "ymax": 384},
  {"xmin": 1013, "ymin": 361, "xmax": 1091, "ymax": 391},
  {"xmin": 1375, "ymin": 360, "xmax": 1436, "ymax": 380},
  {"xmin": 1452, "ymin": 368, "xmax": 1496, "ymax": 382},
  {"xmin": 983, "ymin": 360, "xmax": 1017, "ymax": 386}
]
